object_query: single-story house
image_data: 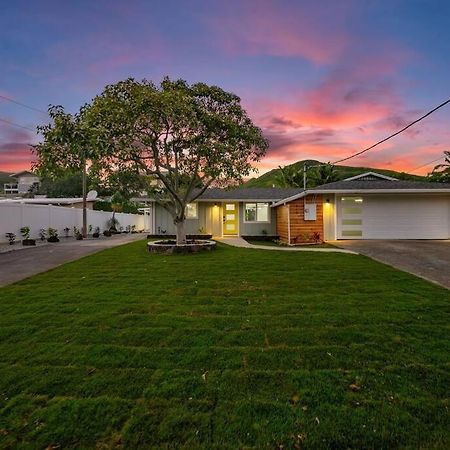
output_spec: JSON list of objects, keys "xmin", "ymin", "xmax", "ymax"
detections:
[
  {"xmin": 0, "ymin": 191, "xmax": 98, "ymax": 209},
  {"xmin": 143, "ymin": 172, "xmax": 450, "ymax": 241},
  {"xmin": 140, "ymin": 187, "xmax": 303, "ymax": 237}
]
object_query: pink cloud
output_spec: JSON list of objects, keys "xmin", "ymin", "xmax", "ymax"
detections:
[{"xmin": 203, "ymin": 0, "xmax": 350, "ymax": 64}]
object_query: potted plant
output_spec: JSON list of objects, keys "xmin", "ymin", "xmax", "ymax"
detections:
[
  {"xmin": 20, "ymin": 226, "xmax": 36, "ymax": 246},
  {"xmin": 47, "ymin": 228, "xmax": 60, "ymax": 243},
  {"xmin": 88, "ymin": 224, "xmax": 93, "ymax": 235},
  {"xmin": 107, "ymin": 214, "xmax": 120, "ymax": 234},
  {"xmin": 5, "ymin": 232, "xmax": 16, "ymax": 245},
  {"xmin": 92, "ymin": 226, "xmax": 100, "ymax": 238},
  {"xmin": 39, "ymin": 228, "xmax": 47, "ymax": 241},
  {"xmin": 103, "ymin": 229, "xmax": 112, "ymax": 237},
  {"xmin": 131, "ymin": 225, "xmax": 137, "ymax": 234},
  {"xmin": 63, "ymin": 227, "xmax": 70, "ymax": 238},
  {"xmin": 73, "ymin": 226, "xmax": 83, "ymax": 240}
]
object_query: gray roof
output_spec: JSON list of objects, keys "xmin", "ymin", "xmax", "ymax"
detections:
[
  {"xmin": 310, "ymin": 179, "xmax": 450, "ymax": 191},
  {"xmin": 196, "ymin": 187, "xmax": 304, "ymax": 201}
]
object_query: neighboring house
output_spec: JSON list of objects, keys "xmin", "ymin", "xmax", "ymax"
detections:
[
  {"xmin": 0, "ymin": 191, "xmax": 98, "ymax": 209},
  {"xmin": 272, "ymin": 172, "xmax": 450, "ymax": 242},
  {"xmin": 4, "ymin": 171, "xmax": 40, "ymax": 194}
]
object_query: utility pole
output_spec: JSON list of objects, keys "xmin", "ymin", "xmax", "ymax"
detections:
[
  {"xmin": 82, "ymin": 153, "xmax": 87, "ymax": 238},
  {"xmin": 303, "ymin": 162, "xmax": 307, "ymax": 190}
]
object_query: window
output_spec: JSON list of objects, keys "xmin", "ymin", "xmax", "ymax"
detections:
[
  {"xmin": 244, "ymin": 202, "xmax": 269, "ymax": 222},
  {"xmin": 185, "ymin": 203, "xmax": 198, "ymax": 219}
]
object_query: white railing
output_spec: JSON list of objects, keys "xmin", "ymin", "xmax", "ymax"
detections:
[
  {"xmin": 0, "ymin": 203, "xmax": 146, "ymax": 242},
  {"xmin": 3, "ymin": 184, "xmax": 19, "ymax": 194}
]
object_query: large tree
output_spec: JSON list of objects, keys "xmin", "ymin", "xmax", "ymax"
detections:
[{"xmin": 83, "ymin": 77, "xmax": 268, "ymax": 243}]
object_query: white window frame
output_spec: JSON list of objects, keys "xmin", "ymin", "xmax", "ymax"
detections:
[
  {"xmin": 185, "ymin": 202, "xmax": 198, "ymax": 219},
  {"xmin": 243, "ymin": 202, "xmax": 270, "ymax": 223}
]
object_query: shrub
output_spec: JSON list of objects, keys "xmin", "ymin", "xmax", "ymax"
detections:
[
  {"xmin": 20, "ymin": 226, "xmax": 30, "ymax": 239},
  {"xmin": 5, "ymin": 232, "xmax": 16, "ymax": 245}
]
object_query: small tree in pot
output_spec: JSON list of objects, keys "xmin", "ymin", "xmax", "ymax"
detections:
[
  {"xmin": 47, "ymin": 228, "xmax": 60, "ymax": 243},
  {"xmin": 20, "ymin": 226, "xmax": 36, "ymax": 246}
]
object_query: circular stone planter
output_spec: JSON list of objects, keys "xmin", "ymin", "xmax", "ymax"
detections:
[{"xmin": 148, "ymin": 239, "xmax": 216, "ymax": 255}]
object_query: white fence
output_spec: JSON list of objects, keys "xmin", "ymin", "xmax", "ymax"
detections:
[{"xmin": 0, "ymin": 203, "xmax": 145, "ymax": 242}]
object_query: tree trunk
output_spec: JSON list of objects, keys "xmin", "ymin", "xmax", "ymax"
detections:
[{"xmin": 175, "ymin": 220, "xmax": 187, "ymax": 245}]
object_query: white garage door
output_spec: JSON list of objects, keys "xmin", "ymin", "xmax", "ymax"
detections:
[{"xmin": 337, "ymin": 195, "xmax": 450, "ymax": 239}]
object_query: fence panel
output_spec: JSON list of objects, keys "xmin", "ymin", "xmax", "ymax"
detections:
[{"xmin": 0, "ymin": 203, "xmax": 144, "ymax": 242}]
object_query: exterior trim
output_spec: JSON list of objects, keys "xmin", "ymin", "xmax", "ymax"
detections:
[
  {"xmin": 272, "ymin": 188, "xmax": 450, "ymax": 208},
  {"xmin": 343, "ymin": 171, "xmax": 398, "ymax": 181}
]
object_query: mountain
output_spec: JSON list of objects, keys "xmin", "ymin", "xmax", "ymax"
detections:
[
  {"xmin": 244, "ymin": 160, "xmax": 426, "ymax": 188},
  {"xmin": 0, "ymin": 171, "xmax": 14, "ymax": 188}
]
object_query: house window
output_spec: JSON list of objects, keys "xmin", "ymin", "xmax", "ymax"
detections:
[
  {"xmin": 244, "ymin": 202, "xmax": 270, "ymax": 222},
  {"xmin": 185, "ymin": 203, "xmax": 198, "ymax": 219}
]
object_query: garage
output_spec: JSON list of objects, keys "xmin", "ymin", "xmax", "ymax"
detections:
[
  {"xmin": 336, "ymin": 194, "xmax": 450, "ymax": 239},
  {"xmin": 273, "ymin": 171, "xmax": 450, "ymax": 243}
]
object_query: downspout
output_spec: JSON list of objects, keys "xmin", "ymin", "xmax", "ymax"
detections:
[{"xmin": 287, "ymin": 203, "xmax": 291, "ymax": 245}]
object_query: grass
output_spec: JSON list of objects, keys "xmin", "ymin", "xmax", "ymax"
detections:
[{"xmin": 0, "ymin": 239, "xmax": 449, "ymax": 449}]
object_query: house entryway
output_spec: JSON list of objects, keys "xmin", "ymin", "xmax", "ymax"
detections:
[{"xmin": 223, "ymin": 203, "xmax": 238, "ymax": 236}]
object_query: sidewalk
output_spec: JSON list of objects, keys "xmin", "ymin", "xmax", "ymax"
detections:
[
  {"xmin": 0, "ymin": 234, "xmax": 144, "ymax": 287},
  {"xmin": 216, "ymin": 237, "xmax": 357, "ymax": 254}
]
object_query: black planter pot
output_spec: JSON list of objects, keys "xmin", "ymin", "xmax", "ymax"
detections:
[
  {"xmin": 47, "ymin": 236, "xmax": 60, "ymax": 243},
  {"xmin": 76, "ymin": 235, "xmax": 83, "ymax": 240},
  {"xmin": 22, "ymin": 239, "xmax": 36, "ymax": 246},
  {"xmin": 103, "ymin": 230, "xmax": 112, "ymax": 237},
  {"xmin": 92, "ymin": 232, "xmax": 100, "ymax": 238}
]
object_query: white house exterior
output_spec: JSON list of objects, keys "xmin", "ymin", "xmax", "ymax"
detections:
[{"xmin": 4, "ymin": 171, "xmax": 40, "ymax": 194}]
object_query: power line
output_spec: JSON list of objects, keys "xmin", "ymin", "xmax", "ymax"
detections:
[
  {"xmin": 0, "ymin": 94, "xmax": 47, "ymax": 115},
  {"xmin": 410, "ymin": 155, "xmax": 444, "ymax": 173},
  {"xmin": 0, "ymin": 117, "xmax": 36, "ymax": 132},
  {"xmin": 331, "ymin": 98, "xmax": 450, "ymax": 165}
]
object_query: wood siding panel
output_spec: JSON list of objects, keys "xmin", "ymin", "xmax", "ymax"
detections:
[{"xmin": 276, "ymin": 195, "xmax": 324, "ymax": 244}]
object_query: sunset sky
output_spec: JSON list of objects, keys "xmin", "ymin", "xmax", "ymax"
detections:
[{"xmin": 1, "ymin": 0, "xmax": 449, "ymax": 175}]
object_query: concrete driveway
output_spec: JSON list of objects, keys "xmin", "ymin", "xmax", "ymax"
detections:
[
  {"xmin": 334, "ymin": 240, "xmax": 450, "ymax": 289},
  {"xmin": 0, "ymin": 234, "xmax": 144, "ymax": 287}
]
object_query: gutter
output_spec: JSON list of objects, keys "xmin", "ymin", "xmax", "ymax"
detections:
[{"xmin": 271, "ymin": 188, "xmax": 450, "ymax": 208}]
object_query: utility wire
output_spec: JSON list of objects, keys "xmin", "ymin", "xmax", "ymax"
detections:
[
  {"xmin": 0, "ymin": 94, "xmax": 47, "ymax": 115},
  {"xmin": 410, "ymin": 155, "xmax": 444, "ymax": 173},
  {"xmin": 0, "ymin": 117, "xmax": 35, "ymax": 132},
  {"xmin": 331, "ymin": 98, "xmax": 450, "ymax": 165}
]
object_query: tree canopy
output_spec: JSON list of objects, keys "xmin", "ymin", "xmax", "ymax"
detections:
[{"xmin": 83, "ymin": 77, "xmax": 268, "ymax": 242}]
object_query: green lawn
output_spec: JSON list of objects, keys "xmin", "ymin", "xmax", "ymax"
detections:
[{"xmin": 0, "ymin": 240, "xmax": 449, "ymax": 449}]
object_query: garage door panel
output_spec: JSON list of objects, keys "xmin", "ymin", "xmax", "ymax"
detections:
[
  {"xmin": 363, "ymin": 195, "xmax": 450, "ymax": 239},
  {"xmin": 338, "ymin": 195, "xmax": 450, "ymax": 239}
]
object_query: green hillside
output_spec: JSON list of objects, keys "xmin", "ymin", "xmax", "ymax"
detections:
[
  {"xmin": 0, "ymin": 171, "xmax": 14, "ymax": 192},
  {"xmin": 244, "ymin": 160, "xmax": 426, "ymax": 188}
]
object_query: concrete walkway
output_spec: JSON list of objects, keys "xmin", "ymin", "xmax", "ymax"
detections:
[
  {"xmin": 217, "ymin": 237, "xmax": 357, "ymax": 254},
  {"xmin": 0, "ymin": 234, "xmax": 144, "ymax": 287}
]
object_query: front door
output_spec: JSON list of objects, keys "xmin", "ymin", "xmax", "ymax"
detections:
[{"xmin": 223, "ymin": 203, "xmax": 238, "ymax": 235}]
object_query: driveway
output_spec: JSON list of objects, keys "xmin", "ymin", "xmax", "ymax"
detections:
[
  {"xmin": 0, "ymin": 234, "xmax": 144, "ymax": 287},
  {"xmin": 334, "ymin": 240, "xmax": 450, "ymax": 289}
]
